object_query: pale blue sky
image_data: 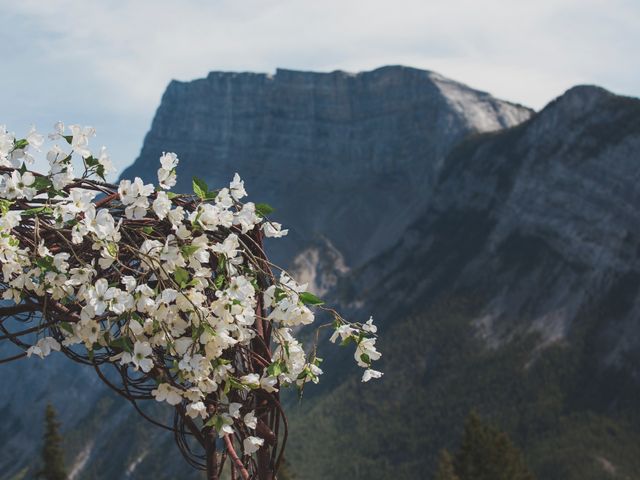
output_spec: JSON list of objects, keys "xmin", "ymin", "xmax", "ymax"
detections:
[{"xmin": 1, "ymin": 0, "xmax": 638, "ymax": 177}]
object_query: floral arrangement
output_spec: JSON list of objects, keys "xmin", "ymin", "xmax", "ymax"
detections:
[{"xmin": 0, "ymin": 123, "xmax": 382, "ymax": 479}]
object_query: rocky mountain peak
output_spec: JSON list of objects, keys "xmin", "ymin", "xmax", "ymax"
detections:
[
  {"xmin": 123, "ymin": 65, "xmax": 533, "ymax": 268},
  {"xmin": 534, "ymin": 85, "xmax": 614, "ymax": 127}
]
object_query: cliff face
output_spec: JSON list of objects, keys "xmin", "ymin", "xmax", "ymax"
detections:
[{"xmin": 122, "ymin": 66, "xmax": 532, "ymax": 268}]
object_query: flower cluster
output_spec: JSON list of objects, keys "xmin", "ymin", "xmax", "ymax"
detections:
[{"xmin": 0, "ymin": 123, "xmax": 382, "ymax": 470}]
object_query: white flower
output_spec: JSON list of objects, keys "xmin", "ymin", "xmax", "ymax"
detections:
[
  {"xmin": 244, "ymin": 411, "xmax": 257, "ymax": 429},
  {"xmin": 0, "ymin": 125, "xmax": 16, "ymax": 166},
  {"xmin": 67, "ymin": 188, "xmax": 98, "ymax": 216},
  {"xmin": 68, "ymin": 124, "xmax": 95, "ymax": 158},
  {"xmin": 362, "ymin": 369, "xmax": 384, "ymax": 382},
  {"xmin": 48, "ymin": 121, "xmax": 65, "ymax": 140},
  {"xmin": 191, "ymin": 204, "xmax": 232, "ymax": 231},
  {"xmin": 118, "ymin": 177, "xmax": 154, "ymax": 219},
  {"xmin": 243, "ymin": 436, "xmax": 264, "ymax": 455},
  {"xmin": 229, "ymin": 173, "xmax": 247, "ymax": 200},
  {"xmin": 330, "ymin": 324, "xmax": 355, "ymax": 344},
  {"xmin": 240, "ymin": 373, "xmax": 260, "ymax": 388},
  {"xmin": 152, "ymin": 383, "xmax": 183, "ymax": 405},
  {"xmin": 227, "ymin": 275, "xmax": 255, "ymax": 302},
  {"xmin": 217, "ymin": 414, "xmax": 235, "ymax": 437},
  {"xmin": 1, "ymin": 170, "xmax": 36, "ymax": 200},
  {"xmin": 215, "ymin": 188, "xmax": 233, "ymax": 209},
  {"xmin": 86, "ymin": 278, "xmax": 118, "ymax": 315},
  {"xmin": 167, "ymin": 206, "xmax": 185, "ymax": 227},
  {"xmin": 211, "ymin": 233, "xmax": 239, "ymax": 258},
  {"xmin": 260, "ymin": 375, "xmax": 279, "ymax": 393},
  {"xmin": 27, "ymin": 337, "xmax": 61, "ymax": 359},
  {"xmin": 26, "ymin": 126, "xmax": 44, "ymax": 152},
  {"xmin": 160, "ymin": 151, "xmax": 179, "ymax": 170},
  {"xmin": 97, "ymin": 146, "xmax": 116, "ymax": 175},
  {"xmin": 229, "ymin": 402, "xmax": 242, "ymax": 419},
  {"xmin": 153, "ymin": 191, "xmax": 172, "ymax": 219},
  {"xmin": 111, "ymin": 289, "xmax": 134, "ymax": 314},
  {"xmin": 0, "ymin": 211, "xmax": 21, "ymax": 232},
  {"xmin": 354, "ymin": 337, "xmax": 382, "ymax": 368},
  {"xmin": 122, "ymin": 341, "xmax": 154, "ymax": 372},
  {"xmin": 233, "ymin": 203, "xmax": 260, "ymax": 233},
  {"xmin": 83, "ymin": 207, "xmax": 120, "ymax": 242},
  {"xmin": 121, "ymin": 275, "xmax": 137, "ymax": 292},
  {"xmin": 158, "ymin": 152, "xmax": 178, "ymax": 189},
  {"xmin": 49, "ymin": 159, "xmax": 74, "ymax": 189},
  {"xmin": 262, "ymin": 222, "xmax": 288, "ymax": 238},
  {"xmin": 362, "ymin": 317, "xmax": 377, "ymax": 333},
  {"xmin": 186, "ymin": 401, "xmax": 207, "ymax": 419}
]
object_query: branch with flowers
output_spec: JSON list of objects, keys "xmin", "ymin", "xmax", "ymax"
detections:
[{"xmin": 0, "ymin": 123, "xmax": 383, "ymax": 480}]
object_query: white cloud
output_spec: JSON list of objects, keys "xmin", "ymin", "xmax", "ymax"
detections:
[{"xmin": 0, "ymin": 0, "xmax": 638, "ymax": 172}]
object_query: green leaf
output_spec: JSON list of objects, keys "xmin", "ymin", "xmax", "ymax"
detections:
[
  {"xmin": 232, "ymin": 377, "xmax": 252, "ymax": 389},
  {"xmin": 13, "ymin": 139, "xmax": 28, "ymax": 150},
  {"xmin": 216, "ymin": 256, "xmax": 227, "ymax": 274},
  {"xmin": 273, "ymin": 287, "xmax": 287, "ymax": 303},
  {"xmin": 142, "ymin": 226, "xmax": 154, "ymax": 234},
  {"xmin": 110, "ymin": 337, "xmax": 133, "ymax": 353},
  {"xmin": 299, "ymin": 291, "xmax": 324, "ymax": 306},
  {"xmin": 166, "ymin": 192, "xmax": 179, "ymax": 199},
  {"xmin": 85, "ymin": 156, "xmax": 99, "ymax": 167},
  {"xmin": 0, "ymin": 200, "xmax": 13, "ymax": 215},
  {"xmin": 340, "ymin": 336, "xmax": 354, "ymax": 347},
  {"xmin": 22, "ymin": 206, "xmax": 53, "ymax": 217},
  {"xmin": 192, "ymin": 176, "xmax": 209, "ymax": 200},
  {"xmin": 174, "ymin": 267, "xmax": 190, "ymax": 288},
  {"xmin": 203, "ymin": 190, "xmax": 218, "ymax": 201},
  {"xmin": 267, "ymin": 361, "xmax": 284, "ymax": 377},
  {"xmin": 205, "ymin": 415, "xmax": 218, "ymax": 428},
  {"xmin": 63, "ymin": 135, "xmax": 73, "ymax": 145},
  {"xmin": 181, "ymin": 245, "xmax": 199, "ymax": 257},
  {"xmin": 60, "ymin": 322, "xmax": 74, "ymax": 334},
  {"xmin": 35, "ymin": 256, "xmax": 54, "ymax": 271},
  {"xmin": 48, "ymin": 188, "xmax": 67, "ymax": 199},
  {"xmin": 214, "ymin": 274, "xmax": 225, "ymax": 290},
  {"xmin": 202, "ymin": 322, "xmax": 215, "ymax": 336},
  {"xmin": 95, "ymin": 164, "xmax": 106, "ymax": 181},
  {"xmin": 106, "ymin": 243, "xmax": 118, "ymax": 257},
  {"xmin": 32, "ymin": 176, "xmax": 52, "ymax": 191},
  {"xmin": 255, "ymin": 203, "xmax": 275, "ymax": 217}
]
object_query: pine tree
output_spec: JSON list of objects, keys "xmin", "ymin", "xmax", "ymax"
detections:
[
  {"xmin": 434, "ymin": 450, "xmax": 460, "ymax": 480},
  {"xmin": 452, "ymin": 411, "xmax": 535, "ymax": 480},
  {"xmin": 38, "ymin": 404, "xmax": 67, "ymax": 480}
]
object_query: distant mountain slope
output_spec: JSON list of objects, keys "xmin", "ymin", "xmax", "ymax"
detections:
[
  {"xmin": 287, "ymin": 86, "xmax": 640, "ymax": 479},
  {"xmin": 352, "ymin": 85, "xmax": 640, "ymax": 358}
]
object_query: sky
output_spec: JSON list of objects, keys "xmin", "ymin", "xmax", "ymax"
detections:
[{"xmin": 0, "ymin": 0, "xmax": 638, "ymax": 176}]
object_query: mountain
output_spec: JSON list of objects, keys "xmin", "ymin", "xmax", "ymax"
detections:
[
  {"xmin": 2, "ymin": 67, "xmax": 640, "ymax": 480},
  {"xmin": 286, "ymin": 85, "xmax": 640, "ymax": 479},
  {"xmin": 121, "ymin": 66, "xmax": 532, "ymax": 272}
]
